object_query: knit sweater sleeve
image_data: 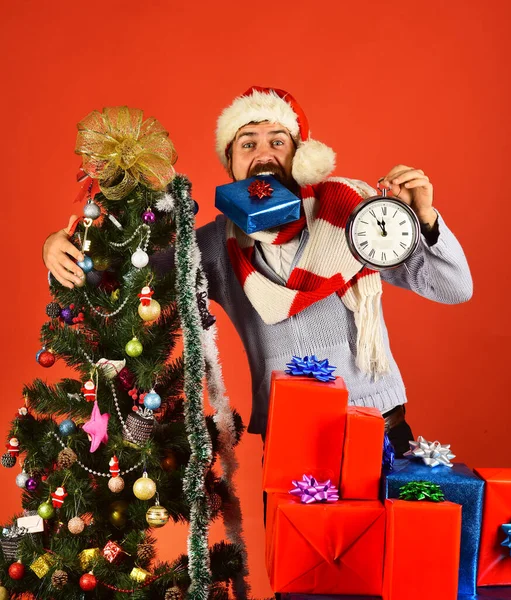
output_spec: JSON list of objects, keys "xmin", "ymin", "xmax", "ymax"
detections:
[{"xmin": 381, "ymin": 211, "xmax": 473, "ymax": 304}]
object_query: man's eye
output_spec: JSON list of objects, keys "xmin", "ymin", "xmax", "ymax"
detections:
[
  {"xmin": 272, "ymin": 140, "xmax": 284, "ymax": 146},
  {"xmin": 242, "ymin": 142, "xmax": 255, "ymax": 149}
]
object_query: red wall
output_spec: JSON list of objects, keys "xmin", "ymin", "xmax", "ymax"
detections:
[{"xmin": 1, "ymin": 1, "xmax": 509, "ymax": 596}]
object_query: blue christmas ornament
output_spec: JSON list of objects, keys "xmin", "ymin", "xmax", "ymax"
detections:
[
  {"xmin": 382, "ymin": 433, "xmax": 396, "ymax": 472},
  {"xmin": 35, "ymin": 348, "xmax": 45, "ymax": 363},
  {"xmin": 144, "ymin": 390, "xmax": 161, "ymax": 411},
  {"xmin": 285, "ymin": 355, "xmax": 336, "ymax": 382},
  {"xmin": 77, "ymin": 256, "xmax": 94, "ymax": 273},
  {"xmin": 193, "ymin": 200, "xmax": 199, "ymax": 215},
  {"xmin": 59, "ymin": 419, "xmax": 77, "ymax": 436}
]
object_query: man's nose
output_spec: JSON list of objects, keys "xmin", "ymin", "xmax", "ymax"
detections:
[{"xmin": 254, "ymin": 149, "xmax": 277, "ymax": 164}]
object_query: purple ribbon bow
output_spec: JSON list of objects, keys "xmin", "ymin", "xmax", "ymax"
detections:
[{"xmin": 289, "ymin": 474, "xmax": 339, "ymax": 504}]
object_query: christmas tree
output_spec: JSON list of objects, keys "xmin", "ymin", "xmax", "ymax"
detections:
[{"xmin": 0, "ymin": 107, "xmax": 249, "ymax": 599}]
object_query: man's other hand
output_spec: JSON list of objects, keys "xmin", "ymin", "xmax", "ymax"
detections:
[{"xmin": 43, "ymin": 215, "xmax": 86, "ymax": 289}]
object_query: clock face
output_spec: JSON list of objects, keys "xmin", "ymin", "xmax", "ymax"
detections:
[{"xmin": 346, "ymin": 197, "xmax": 420, "ymax": 269}]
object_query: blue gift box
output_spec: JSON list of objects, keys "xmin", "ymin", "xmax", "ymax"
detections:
[
  {"xmin": 382, "ymin": 459, "xmax": 485, "ymax": 595},
  {"xmin": 215, "ymin": 175, "xmax": 301, "ymax": 234}
]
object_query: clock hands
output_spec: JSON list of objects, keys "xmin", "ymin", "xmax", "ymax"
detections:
[{"xmin": 374, "ymin": 215, "xmax": 388, "ymax": 237}]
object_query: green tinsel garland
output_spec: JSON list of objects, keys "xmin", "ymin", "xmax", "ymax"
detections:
[
  {"xmin": 173, "ymin": 174, "xmax": 213, "ymax": 600},
  {"xmin": 398, "ymin": 480, "xmax": 445, "ymax": 502}
]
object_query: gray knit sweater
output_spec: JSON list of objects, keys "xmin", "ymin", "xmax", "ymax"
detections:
[{"xmin": 153, "ymin": 205, "xmax": 472, "ymax": 437}]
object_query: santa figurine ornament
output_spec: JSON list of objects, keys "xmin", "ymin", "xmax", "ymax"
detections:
[
  {"xmin": 109, "ymin": 455, "xmax": 120, "ymax": 477},
  {"xmin": 81, "ymin": 379, "xmax": 97, "ymax": 403},
  {"xmin": 6, "ymin": 438, "xmax": 20, "ymax": 456},
  {"xmin": 51, "ymin": 486, "xmax": 68, "ymax": 508},
  {"xmin": 137, "ymin": 286, "xmax": 154, "ymax": 306}
]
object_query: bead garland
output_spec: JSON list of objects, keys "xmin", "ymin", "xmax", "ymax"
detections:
[
  {"xmin": 50, "ymin": 432, "xmax": 144, "ymax": 477},
  {"xmin": 108, "ymin": 224, "xmax": 151, "ymax": 250},
  {"xmin": 82, "ymin": 288, "xmax": 132, "ymax": 318}
]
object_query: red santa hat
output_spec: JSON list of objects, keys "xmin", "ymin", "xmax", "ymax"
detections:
[{"xmin": 216, "ymin": 86, "xmax": 336, "ymax": 187}]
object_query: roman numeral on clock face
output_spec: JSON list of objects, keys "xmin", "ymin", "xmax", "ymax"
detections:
[
  {"xmin": 369, "ymin": 249, "xmax": 375, "ymax": 258},
  {"xmin": 360, "ymin": 240, "xmax": 369, "ymax": 249},
  {"xmin": 400, "ymin": 242, "xmax": 407, "ymax": 249},
  {"xmin": 382, "ymin": 206, "xmax": 387, "ymax": 215}
]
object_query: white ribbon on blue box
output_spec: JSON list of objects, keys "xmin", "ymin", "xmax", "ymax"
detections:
[{"xmin": 215, "ymin": 175, "xmax": 301, "ymax": 234}]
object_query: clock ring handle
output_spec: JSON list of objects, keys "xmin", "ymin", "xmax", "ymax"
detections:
[{"xmin": 376, "ymin": 178, "xmax": 389, "ymax": 198}]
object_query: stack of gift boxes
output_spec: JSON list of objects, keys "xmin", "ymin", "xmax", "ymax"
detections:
[{"xmin": 263, "ymin": 371, "xmax": 511, "ymax": 599}]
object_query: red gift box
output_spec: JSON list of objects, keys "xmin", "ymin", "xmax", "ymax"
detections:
[
  {"xmin": 383, "ymin": 498, "xmax": 461, "ymax": 600},
  {"xmin": 475, "ymin": 468, "xmax": 511, "ymax": 586},
  {"xmin": 340, "ymin": 406, "xmax": 384, "ymax": 500},
  {"xmin": 265, "ymin": 492, "xmax": 384, "ymax": 594},
  {"xmin": 263, "ymin": 371, "xmax": 348, "ymax": 492}
]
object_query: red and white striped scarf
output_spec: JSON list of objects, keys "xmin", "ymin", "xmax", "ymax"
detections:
[{"xmin": 226, "ymin": 177, "xmax": 390, "ymax": 376}]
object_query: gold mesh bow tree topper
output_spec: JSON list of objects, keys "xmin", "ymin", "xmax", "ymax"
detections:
[{"xmin": 76, "ymin": 106, "xmax": 178, "ymax": 200}]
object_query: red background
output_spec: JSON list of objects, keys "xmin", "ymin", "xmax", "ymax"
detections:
[{"xmin": 1, "ymin": 1, "xmax": 510, "ymax": 596}]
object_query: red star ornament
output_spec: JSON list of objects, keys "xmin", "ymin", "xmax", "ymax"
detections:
[
  {"xmin": 82, "ymin": 401, "xmax": 109, "ymax": 452},
  {"xmin": 248, "ymin": 179, "xmax": 274, "ymax": 200}
]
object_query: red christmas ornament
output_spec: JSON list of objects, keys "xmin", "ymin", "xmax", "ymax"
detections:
[
  {"xmin": 6, "ymin": 437, "xmax": 20, "ymax": 455},
  {"xmin": 51, "ymin": 486, "xmax": 68, "ymax": 508},
  {"xmin": 81, "ymin": 380, "xmax": 97, "ymax": 402},
  {"xmin": 248, "ymin": 179, "xmax": 274, "ymax": 200},
  {"xmin": 137, "ymin": 286, "xmax": 154, "ymax": 306},
  {"xmin": 109, "ymin": 455, "xmax": 120, "ymax": 477},
  {"xmin": 8, "ymin": 561, "xmax": 25, "ymax": 580},
  {"xmin": 38, "ymin": 350, "xmax": 56, "ymax": 368},
  {"xmin": 79, "ymin": 572, "xmax": 97, "ymax": 591}
]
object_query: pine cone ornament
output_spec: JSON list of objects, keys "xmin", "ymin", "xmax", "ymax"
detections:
[
  {"xmin": 137, "ymin": 542, "xmax": 154, "ymax": 563},
  {"xmin": 57, "ymin": 448, "xmax": 77, "ymax": 469},
  {"xmin": 209, "ymin": 492, "xmax": 223, "ymax": 514},
  {"xmin": 45, "ymin": 302, "xmax": 61, "ymax": 318},
  {"xmin": 51, "ymin": 569, "xmax": 68, "ymax": 589},
  {"xmin": 165, "ymin": 586, "xmax": 183, "ymax": 600}
]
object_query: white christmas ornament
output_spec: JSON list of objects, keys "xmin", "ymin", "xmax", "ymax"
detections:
[{"xmin": 131, "ymin": 248, "xmax": 149, "ymax": 268}]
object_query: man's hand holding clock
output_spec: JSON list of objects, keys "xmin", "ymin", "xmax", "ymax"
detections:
[
  {"xmin": 379, "ymin": 164, "xmax": 437, "ymax": 229},
  {"xmin": 346, "ymin": 165, "xmax": 439, "ymax": 270}
]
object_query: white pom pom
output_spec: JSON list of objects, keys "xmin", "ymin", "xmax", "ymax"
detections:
[
  {"xmin": 155, "ymin": 192, "xmax": 175, "ymax": 213},
  {"xmin": 291, "ymin": 139, "xmax": 336, "ymax": 186}
]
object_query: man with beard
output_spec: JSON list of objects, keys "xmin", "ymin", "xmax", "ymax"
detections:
[{"xmin": 42, "ymin": 87, "xmax": 473, "ymax": 461}]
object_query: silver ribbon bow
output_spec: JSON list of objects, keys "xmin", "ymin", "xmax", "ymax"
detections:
[{"xmin": 404, "ymin": 435, "xmax": 455, "ymax": 468}]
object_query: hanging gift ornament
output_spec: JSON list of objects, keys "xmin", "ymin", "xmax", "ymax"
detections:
[
  {"xmin": 16, "ymin": 470, "xmax": 30, "ymax": 489},
  {"xmin": 68, "ymin": 516, "xmax": 85, "ymax": 534},
  {"xmin": 45, "ymin": 302, "xmax": 61, "ymax": 318},
  {"xmin": 37, "ymin": 501, "xmax": 55, "ymax": 520},
  {"xmin": 37, "ymin": 348, "xmax": 55, "ymax": 368},
  {"xmin": 131, "ymin": 247, "xmax": 149, "ymax": 268},
  {"xmin": 143, "ymin": 389, "xmax": 161, "ymax": 411},
  {"xmin": 79, "ymin": 572, "xmax": 97, "ymax": 591},
  {"xmin": 50, "ymin": 486, "xmax": 68, "ymax": 508},
  {"xmin": 30, "ymin": 553, "xmax": 56, "ymax": 578},
  {"xmin": 118, "ymin": 366, "xmax": 136, "ymax": 390},
  {"xmin": 146, "ymin": 493, "xmax": 169, "ymax": 527},
  {"xmin": 125, "ymin": 337, "xmax": 143, "ymax": 357},
  {"xmin": 133, "ymin": 471, "xmax": 156, "ymax": 500},
  {"xmin": 102, "ymin": 540, "xmax": 124, "ymax": 564},
  {"xmin": 142, "ymin": 208, "xmax": 156, "ymax": 224},
  {"xmin": 82, "ymin": 379, "xmax": 97, "ymax": 402},
  {"xmin": 83, "ymin": 199, "xmax": 101, "ymax": 220},
  {"xmin": 130, "ymin": 567, "xmax": 152, "ymax": 583},
  {"xmin": 59, "ymin": 419, "xmax": 77, "ymax": 436}
]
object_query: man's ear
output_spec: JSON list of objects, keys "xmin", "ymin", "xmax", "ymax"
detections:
[{"xmin": 227, "ymin": 156, "xmax": 235, "ymax": 181}]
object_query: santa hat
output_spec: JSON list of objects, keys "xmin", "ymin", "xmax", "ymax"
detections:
[{"xmin": 216, "ymin": 86, "xmax": 336, "ymax": 187}]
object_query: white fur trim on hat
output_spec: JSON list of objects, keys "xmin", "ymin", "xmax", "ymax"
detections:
[
  {"xmin": 216, "ymin": 89, "xmax": 300, "ymax": 167},
  {"xmin": 291, "ymin": 139, "xmax": 336, "ymax": 187}
]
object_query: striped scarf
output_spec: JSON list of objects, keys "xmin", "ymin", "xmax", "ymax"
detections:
[{"xmin": 226, "ymin": 177, "xmax": 390, "ymax": 376}]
